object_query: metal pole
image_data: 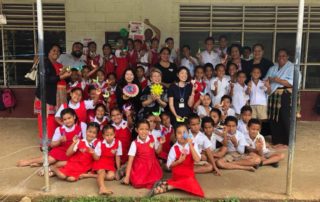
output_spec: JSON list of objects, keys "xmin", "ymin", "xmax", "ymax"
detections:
[
  {"xmin": 36, "ymin": 0, "xmax": 50, "ymax": 192},
  {"xmin": 286, "ymin": 0, "xmax": 304, "ymax": 196}
]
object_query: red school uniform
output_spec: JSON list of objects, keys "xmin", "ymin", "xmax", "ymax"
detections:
[
  {"xmin": 59, "ymin": 138, "xmax": 99, "ymax": 180},
  {"xmin": 140, "ymin": 77, "xmax": 148, "ymax": 90},
  {"xmin": 107, "ymin": 85, "xmax": 117, "ymax": 110},
  {"xmin": 112, "ymin": 120, "xmax": 132, "ymax": 164},
  {"xmin": 103, "ymin": 55, "xmax": 117, "ymax": 76},
  {"xmin": 86, "ymin": 54, "xmax": 101, "ymax": 67},
  {"xmin": 62, "ymin": 102, "xmax": 87, "ymax": 123},
  {"xmin": 157, "ymin": 125, "xmax": 173, "ymax": 160},
  {"xmin": 92, "ymin": 139, "xmax": 122, "ymax": 172},
  {"xmin": 88, "ymin": 115, "xmax": 109, "ymax": 140},
  {"xmin": 166, "ymin": 144, "xmax": 204, "ymax": 197},
  {"xmin": 49, "ymin": 123, "xmax": 84, "ymax": 161},
  {"xmin": 150, "ymin": 49, "xmax": 159, "ymax": 67},
  {"xmin": 115, "ymin": 49, "xmax": 129, "ymax": 79},
  {"xmin": 129, "ymin": 135, "xmax": 163, "ymax": 189}
]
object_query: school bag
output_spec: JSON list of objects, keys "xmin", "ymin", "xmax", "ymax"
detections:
[{"xmin": 1, "ymin": 88, "xmax": 16, "ymax": 110}]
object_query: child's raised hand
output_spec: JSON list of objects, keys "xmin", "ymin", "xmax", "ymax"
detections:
[
  {"xmin": 248, "ymin": 81, "xmax": 253, "ymax": 89},
  {"xmin": 90, "ymin": 60, "xmax": 98, "ymax": 70},
  {"xmin": 230, "ymin": 135, "xmax": 237, "ymax": 146},
  {"xmin": 255, "ymin": 138, "xmax": 263, "ymax": 151},
  {"xmin": 72, "ymin": 135, "xmax": 79, "ymax": 143},
  {"xmin": 159, "ymin": 136, "xmax": 166, "ymax": 144}
]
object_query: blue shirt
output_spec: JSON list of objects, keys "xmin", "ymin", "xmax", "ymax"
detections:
[{"xmin": 264, "ymin": 61, "xmax": 300, "ymax": 94}]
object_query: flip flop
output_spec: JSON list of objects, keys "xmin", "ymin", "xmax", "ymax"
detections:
[{"xmin": 147, "ymin": 180, "xmax": 163, "ymax": 197}]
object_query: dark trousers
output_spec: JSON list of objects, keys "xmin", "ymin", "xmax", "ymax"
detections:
[{"xmin": 270, "ymin": 91, "xmax": 291, "ymax": 145}]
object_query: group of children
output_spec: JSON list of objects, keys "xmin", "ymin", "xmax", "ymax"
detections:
[{"xmin": 16, "ymin": 34, "xmax": 287, "ymax": 198}]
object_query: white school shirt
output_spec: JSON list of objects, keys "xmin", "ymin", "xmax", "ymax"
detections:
[
  {"xmin": 232, "ymin": 83, "xmax": 249, "ymax": 114},
  {"xmin": 200, "ymin": 50, "xmax": 220, "ymax": 67},
  {"xmin": 249, "ymin": 80, "xmax": 268, "ymax": 106},
  {"xmin": 169, "ymin": 48, "xmax": 178, "ymax": 63},
  {"xmin": 94, "ymin": 139, "xmax": 122, "ymax": 156},
  {"xmin": 219, "ymin": 107, "xmax": 236, "ymax": 117},
  {"xmin": 55, "ymin": 100, "xmax": 95, "ymax": 118},
  {"xmin": 115, "ymin": 49, "xmax": 126, "ymax": 58},
  {"xmin": 204, "ymin": 77, "xmax": 214, "ymax": 98},
  {"xmin": 226, "ymin": 130, "xmax": 248, "ymax": 154},
  {"xmin": 151, "ymin": 129, "xmax": 162, "ymax": 139},
  {"xmin": 237, "ymin": 119, "xmax": 249, "ymax": 139},
  {"xmin": 211, "ymin": 76, "xmax": 230, "ymax": 105},
  {"xmin": 245, "ymin": 133, "xmax": 269, "ymax": 154},
  {"xmin": 52, "ymin": 122, "xmax": 87, "ymax": 141},
  {"xmin": 207, "ymin": 132, "xmax": 224, "ymax": 151},
  {"xmin": 128, "ymin": 135, "xmax": 160, "ymax": 156},
  {"xmin": 73, "ymin": 138, "xmax": 99, "ymax": 153},
  {"xmin": 166, "ymin": 142, "xmax": 201, "ymax": 169},
  {"xmin": 180, "ymin": 57, "xmax": 199, "ymax": 77},
  {"xmin": 196, "ymin": 105, "xmax": 212, "ymax": 117},
  {"xmin": 189, "ymin": 130, "xmax": 212, "ymax": 153}
]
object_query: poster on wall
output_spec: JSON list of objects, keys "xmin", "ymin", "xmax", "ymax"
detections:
[
  {"xmin": 82, "ymin": 38, "xmax": 93, "ymax": 56},
  {"xmin": 128, "ymin": 21, "xmax": 145, "ymax": 41}
]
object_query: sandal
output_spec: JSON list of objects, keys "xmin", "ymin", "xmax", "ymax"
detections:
[
  {"xmin": 148, "ymin": 181, "xmax": 168, "ymax": 197},
  {"xmin": 148, "ymin": 180, "xmax": 163, "ymax": 197},
  {"xmin": 37, "ymin": 167, "xmax": 53, "ymax": 177}
]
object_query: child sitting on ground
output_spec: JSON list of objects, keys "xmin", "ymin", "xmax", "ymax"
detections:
[{"xmin": 245, "ymin": 119, "xmax": 285, "ymax": 168}]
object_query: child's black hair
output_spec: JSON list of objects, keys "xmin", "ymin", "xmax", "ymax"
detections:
[
  {"xmin": 251, "ymin": 66, "xmax": 262, "ymax": 73},
  {"xmin": 95, "ymin": 103, "xmax": 107, "ymax": 113},
  {"xmin": 227, "ymin": 43, "xmax": 243, "ymax": 55},
  {"xmin": 218, "ymin": 35, "xmax": 228, "ymax": 41},
  {"xmin": 182, "ymin": 45, "xmax": 190, "ymax": 50},
  {"xmin": 107, "ymin": 72, "xmax": 117, "ymax": 79},
  {"xmin": 60, "ymin": 108, "xmax": 78, "ymax": 123},
  {"xmin": 204, "ymin": 63, "xmax": 214, "ymax": 70},
  {"xmin": 136, "ymin": 66, "xmax": 145, "ymax": 72},
  {"xmin": 159, "ymin": 47, "xmax": 171, "ymax": 55},
  {"xmin": 102, "ymin": 43, "xmax": 112, "ymax": 50},
  {"xmin": 188, "ymin": 113, "xmax": 200, "ymax": 124},
  {"xmin": 248, "ymin": 118, "xmax": 261, "ymax": 127},
  {"xmin": 175, "ymin": 123, "xmax": 188, "ymax": 134},
  {"xmin": 88, "ymin": 85, "xmax": 96, "ymax": 93},
  {"xmin": 110, "ymin": 107, "xmax": 122, "ymax": 114},
  {"xmin": 224, "ymin": 116, "xmax": 238, "ymax": 126},
  {"xmin": 176, "ymin": 66, "xmax": 192, "ymax": 82},
  {"xmin": 240, "ymin": 105, "xmax": 253, "ymax": 114},
  {"xmin": 243, "ymin": 46, "xmax": 251, "ymax": 52},
  {"xmin": 160, "ymin": 111, "xmax": 171, "ymax": 119},
  {"xmin": 194, "ymin": 65, "xmax": 204, "ymax": 75},
  {"xmin": 134, "ymin": 39, "xmax": 143, "ymax": 44},
  {"xmin": 87, "ymin": 41, "xmax": 97, "ymax": 48},
  {"xmin": 87, "ymin": 122, "xmax": 100, "ymax": 134},
  {"xmin": 201, "ymin": 116, "xmax": 215, "ymax": 128},
  {"xmin": 70, "ymin": 87, "xmax": 83, "ymax": 94},
  {"xmin": 221, "ymin": 95, "xmax": 232, "ymax": 103},
  {"xmin": 210, "ymin": 107, "xmax": 222, "ymax": 118},
  {"xmin": 102, "ymin": 124, "xmax": 115, "ymax": 134},
  {"xmin": 81, "ymin": 66, "xmax": 90, "ymax": 71},
  {"xmin": 237, "ymin": 70, "xmax": 246, "ymax": 77},
  {"xmin": 71, "ymin": 68, "xmax": 79, "ymax": 73},
  {"xmin": 215, "ymin": 63, "xmax": 225, "ymax": 71},
  {"xmin": 136, "ymin": 119, "xmax": 150, "ymax": 129},
  {"xmin": 96, "ymin": 69, "xmax": 105, "ymax": 76},
  {"xmin": 165, "ymin": 37, "xmax": 174, "ymax": 43},
  {"xmin": 205, "ymin": 36, "xmax": 215, "ymax": 43}
]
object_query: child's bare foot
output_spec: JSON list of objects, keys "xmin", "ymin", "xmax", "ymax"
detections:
[
  {"xmin": 247, "ymin": 166, "xmax": 256, "ymax": 172},
  {"xmin": 30, "ymin": 163, "xmax": 41, "ymax": 167},
  {"xmin": 99, "ymin": 187, "xmax": 113, "ymax": 195},
  {"xmin": 17, "ymin": 160, "xmax": 30, "ymax": 167}
]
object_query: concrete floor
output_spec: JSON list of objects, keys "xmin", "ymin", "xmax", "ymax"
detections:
[{"xmin": 0, "ymin": 119, "xmax": 319, "ymax": 201}]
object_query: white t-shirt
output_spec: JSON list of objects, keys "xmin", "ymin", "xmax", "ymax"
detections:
[
  {"xmin": 189, "ymin": 131, "xmax": 212, "ymax": 153},
  {"xmin": 226, "ymin": 130, "xmax": 248, "ymax": 154},
  {"xmin": 211, "ymin": 76, "xmax": 230, "ymax": 105},
  {"xmin": 95, "ymin": 139, "xmax": 122, "ymax": 156},
  {"xmin": 196, "ymin": 105, "xmax": 212, "ymax": 117},
  {"xmin": 128, "ymin": 135, "xmax": 159, "ymax": 156},
  {"xmin": 170, "ymin": 48, "xmax": 178, "ymax": 63},
  {"xmin": 219, "ymin": 107, "xmax": 236, "ymax": 117},
  {"xmin": 166, "ymin": 142, "xmax": 201, "ymax": 169},
  {"xmin": 55, "ymin": 100, "xmax": 95, "ymax": 118},
  {"xmin": 249, "ymin": 80, "xmax": 268, "ymax": 106},
  {"xmin": 57, "ymin": 53, "xmax": 86, "ymax": 69},
  {"xmin": 232, "ymin": 83, "xmax": 249, "ymax": 114},
  {"xmin": 207, "ymin": 132, "xmax": 224, "ymax": 151},
  {"xmin": 245, "ymin": 133, "xmax": 269, "ymax": 154},
  {"xmin": 237, "ymin": 119, "xmax": 249, "ymax": 139},
  {"xmin": 180, "ymin": 57, "xmax": 199, "ymax": 77},
  {"xmin": 52, "ymin": 122, "xmax": 87, "ymax": 141},
  {"xmin": 200, "ymin": 50, "xmax": 220, "ymax": 67}
]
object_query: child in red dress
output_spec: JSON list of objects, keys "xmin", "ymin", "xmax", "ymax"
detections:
[
  {"xmin": 17, "ymin": 108, "xmax": 86, "ymax": 169},
  {"xmin": 110, "ymin": 108, "xmax": 133, "ymax": 164},
  {"xmin": 150, "ymin": 123, "xmax": 204, "ymax": 197},
  {"xmin": 106, "ymin": 73, "xmax": 117, "ymax": 111},
  {"xmin": 158, "ymin": 112, "xmax": 174, "ymax": 161},
  {"xmin": 115, "ymin": 38, "xmax": 129, "ymax": 79},
  {"xmin": 193, "ymin": 65, "xmax": 207, "ymax": 108},
  {"xmin": 55, "ymin": 87, "xmax": 99, "ymax": 124},
  {"xmin": 122, "ymin": 120, "xmax": 165, "ymax": 189},
  {"xmin": 136, "ymin": 66, "xmax": 148, "ymax": 90},
  {"xmin": 93, "ymin": 125, "xmax": 122, "ymax": 195},
  {"xmin": 102, "ymin": 43, "xmax": 117, "ymax": 75},
  {"xmin": 51, "ymin": 122, "xmax": 100, "ymax": 182},
  {"xmin": 87, "ymin": 103, "xmax": 109, "ymax": 140}
]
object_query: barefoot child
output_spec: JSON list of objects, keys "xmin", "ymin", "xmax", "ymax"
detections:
[
  {"xmin": 188, "ymin": 114, "xmax": 221, "ymax": 175},
  {"xmin": 245, "ymin": 119, "xmax": 285, "ymax": 167},
  {"xmin": 93, "ymin": 125, "xmax": 122, "ymax": 195},
  {"xmin": 150, "ymin": 124, "xmax": 204, "ymax": 197},
  {"xmin": 17, "ymin": 108, "xmax": 86, "ymax": 168},
  {"xmin": 122, "ymin": 120, "xmax": 164, "ymax": 189},
  {"xmin": 216, "ymin": 116, "xmax": 261, "ymax": 172},
  {"xmin": 202, "ymin": 117, "xmax": 228, "ymax": 159},
  {"xmin": 51, "ymin": 122, "xmax": 100, "ymax": 182}
]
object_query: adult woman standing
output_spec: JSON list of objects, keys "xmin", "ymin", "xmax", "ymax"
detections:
[
  {"xmin": 168, "ymin": 66, "xmax": 196, "ymax": 123},
  {"xmin": 265, "ymin": 49, "xmax": 299, "ymax": 145},
  {"xmin": 248, "ymin": 43, "xmax": 274, "ymax": 79},
  {"xmin": 34, "ymin": 44, "xmax": 71, "ymax": 140},
  {"xmin": 154, "ymin": 47, "xmax": 177, "ymax": 89},
  {"xmin": 226, "ymin": 44, "xmax": 249, "ymax": 76}
]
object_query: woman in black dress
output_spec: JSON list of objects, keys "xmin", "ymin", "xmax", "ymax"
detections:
[{"xmin": 154, "ymin": 47, "xmax": 177, "ymax": 88}]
